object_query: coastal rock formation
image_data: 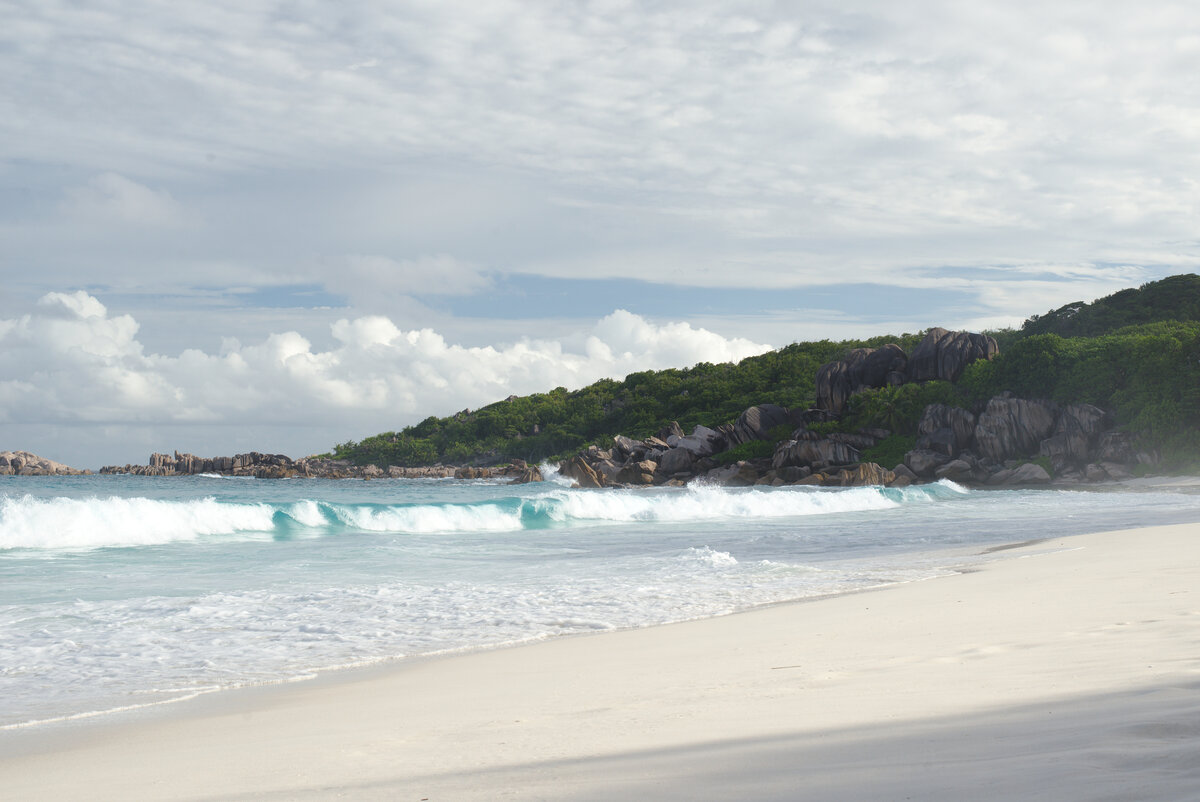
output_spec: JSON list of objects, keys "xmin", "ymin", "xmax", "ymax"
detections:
[
  {"xmin": 985, "ymin": 462, "xmax": 1053, "ymax": 485},
  {"xmin": 815, "ymin": 329, "xmax": 996, "ymax": 414},
  {"xmin": 971, "ymin": 395, "xmax": 1059, "ymax": 463},
  {"xmin": 905, "ymin": 328, "xmax": 999, "ymax": 383},
  {"xmin": 720, "ymin": 404, "xmax": 793, "ymax": 447},
  {"xmin": 667, "ymin": 425, "xmax": 725, "ymax": 457},
  {"xmin": 101, "ymin": 451, "xmax": 535, "ymax": 481},
  {"xmin": 559, "ymin": 455, "xmax": 606, "ymax": 488},
  {"xmin": 901, "ymin": 393, "xmax": 1145, "ymax": 486},
  {"xmin": 1038, "ymin": 404, "xmax": 1111, "ymax": 472},
  {"xmin": 556, "ymin": 403, "xmax": 907, "ymax": 490},
  {"xmin": 815, "ymin": 345, "xmax": 907, "ymax": 414},
  {"xmin": 771, "ymin": 436, "xmax": 861, "ymax": 471},
  {"xmin": 0, "ymin": 451, "xmax": 89, "ymax": 476},
  {"xmin": 916, "ymin": 404, "xmax": 976, "ymax": 458},
  {"xmin": 904, "ymin": 448, "xmax": 951, "ymax": 478}
]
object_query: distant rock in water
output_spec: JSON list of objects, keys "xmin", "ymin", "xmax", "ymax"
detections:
[
  {"xmin": 100, "ymin": 450, "xmax": 535, "ymax": 481},
  {"xmin": 0, "ymin": 451, "xmax": 89, "ymax": 476}
]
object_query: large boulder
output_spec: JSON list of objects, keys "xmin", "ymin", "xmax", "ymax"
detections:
[
  {"xmin": 615, "ymin": 459, "xmax": 658, "ymax": 485},
  {"xmin": 889, "ymin": 463, "xmax": 918, "ymax": 487},
  {"xmin": 612, "ymin": 435, "xmax": 639, "ymax": 460},
  {"xmin": 814, "ymin": 359, "xmax": 853, "ymax": 415},
  {"xmin": 726, "ymin": 404, "xmax": 792, "ymax": 446},
  {"xmin": 815, "ymin": 345, "xmax": 908, "ymax": 414},
  {"xmin": 827, "ymin": 431, "xmax": 883, "ymax": 450},
  {"xmin": 559, "ymin": 455, "xmax": 605, "ymax": 488},
  {"xmin": 906, "ymin": 328, "xmax": 999, "ymax": 383},
  {"xmin": 903, "ymin": 448, "xmax": 951, "ymax": 478},
  {"xmin": 985, "ymin": 462, "xmax": 1053, "ymax": 485},
  {"xmin": 972, "ymin": 394, "xmax": 1059, "ymax": 463},
  {"xmin": 656, "ymin": 447, "xmax": 697, "ymax": 477},
  {"xmin": 916, "ymin": 404, "xmax": 976, "ymax": 458},
  {"xmin": 0, "ymin": 450, "xmax": 88, "ymax": 476},
  {"xmin": 1095, "ymin": 430, "xmax": 1137, "ymax": 464},
  {"xmin": 934, "ymin": 458, "xmax": 982, "ymax": 483},
  {"xmin": 672, "ymin": 425, "xmax": 724, "ymax": 457},
  {"xmin": 1038, "ymin": 403, "xmax": 1111, "ymax": 471},
  {"xmin": 658, "ymin": 421, "xmax": 685, "ymax": 440},
  {"xmin": 705, "ymin": 461, "xmax": 768, "ymax": 486},
  {"xmin": 510, "ymin": 465, "xmax": 545, "ymax": 484},
  {"xmin": 1005, "ymin": 462, "xmax": 1052, "ymax": 485},
  {"xmin": 826, "ymin": 462, "xmax": 895, "ymax": 487},
  {"xmin": 772, "ymin": 438, "xmax": 860, "ymax": 470}
]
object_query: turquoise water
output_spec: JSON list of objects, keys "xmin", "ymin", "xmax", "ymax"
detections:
[{"xmin": 2, "ymin": 471, "xmax": 1198, "ymax": 728}]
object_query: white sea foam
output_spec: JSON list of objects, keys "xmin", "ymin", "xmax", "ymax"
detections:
[
  {"xmin": 324, "ymin": 502, "xmax": 525, "ymax": 533},
  {"xmin": 0, "ymin": 495, "xmax": 276, "ymax": 551},
  {"xmin": 544, "ymin": 483, "xmax": 900, "ymax": 523},
  {"xmin": 682, "ymin": 546, "xmax": 739, "ymax": 567},
  {"xmin": 285, "ymin": 499, "xmax": 328, "ymax": 528}
]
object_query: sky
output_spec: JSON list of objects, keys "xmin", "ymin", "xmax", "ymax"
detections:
[{"xmin": 3, "ymin": 1, "xmax": 1199, "ymax": 469}]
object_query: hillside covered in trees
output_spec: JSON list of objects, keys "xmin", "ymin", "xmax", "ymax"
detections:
[{"xmin": 326, "ymin": 275, "xmax": 1200, "ymax": 470}]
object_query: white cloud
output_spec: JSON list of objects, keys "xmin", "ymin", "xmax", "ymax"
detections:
[
  {"xmin": 1, "ymin": 0, "xmax": 1199, "ymax": 468},
  {"xmin": 0, "ymin": 293, "xmax": 771, "ymax": 465}
]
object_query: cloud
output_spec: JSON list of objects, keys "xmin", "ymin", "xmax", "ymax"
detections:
[
  {"xmin": 2, "ymin": 0, "xmax": 1199, "ymax": 451},
  {"xmin": 60, "ymin": 173, "xmax": 185, "ymax": 226},
  {"xmin": 332, "ymin": 254, "xmax": 492, "ymax": 308},
  {"xmin": 0, "ymin": 293, "xmax": 771, "ymax": 461}
]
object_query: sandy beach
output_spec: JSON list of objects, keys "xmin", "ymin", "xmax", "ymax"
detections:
[{"xmin": 3, "ymin": 522, "xmax": 1199, "ymax": 801}]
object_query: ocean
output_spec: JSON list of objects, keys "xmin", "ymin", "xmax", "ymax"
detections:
[{"xmin": 2, "ymin": 469, "xmax": 1199, "ymax": 730}]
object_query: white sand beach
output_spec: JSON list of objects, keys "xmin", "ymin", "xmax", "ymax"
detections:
[{"xmin": 3, "ymin": 523, "xmax": 1199, "ymax": 801}]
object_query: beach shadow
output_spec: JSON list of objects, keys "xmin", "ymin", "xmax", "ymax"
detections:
[{"xmin": 199, "ymin": 679, "xmax": 1200, "ymax": 802}]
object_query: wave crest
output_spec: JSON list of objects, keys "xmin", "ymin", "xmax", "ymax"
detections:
[{"xmin": 1, "ymin": 482, "xmax": 968, "ymax": 551}]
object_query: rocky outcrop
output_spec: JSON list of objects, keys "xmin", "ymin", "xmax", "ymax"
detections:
[
  {"xmin": 815, "ymin": 329, "xmax": 996, "ymax": 414},
  {"xmin": 100, "ymin": 451, "xmax": 536, "ymax": 481},
  {"xmin": 0, "ymin": 451, "xmax": 90, "ymax": 476},
  {"xmin": 559, "ymin": 455, "xmax": 606, "ymax": 488},
  {"xmin": 904, "ymin": 448, "xmax": 951, "ymax": 478},
  {"xmin": 721, "ymin": 404, "xmax": 793, "ymax": 447},
  {"xmin": 972, "ymin": 395, "xmax": 1060, "ymax": 463},
  {"xmin": 985, "ymin": 462, "xmax": 1052, "ymax": 485},
  {"xmin": 509, "ymin": 463, "xmax": 545, "ymax": 484},
  {"xmin": 815, "ymin": 345, "xmax": 908, "ymax": 413},
  {"xmin": 905, "ymin": 328, "xmax": 999, "ymax": 383},
  {"xmin": 555, "ymin": 405, "xmax": 907, "ymax": 489},
  {"xmin": 668, "ymin": 425, "xmax": 724, "ymax": 457},
  {"xmin": 772, "ymin": 436, "xmax": 861, "ymax": 471},
  {"xmin": 902, "ymin": 392, "xmax": 1147, "ymax": 486},
  {"xmin": 1037, "ymin": 404, "xmax": 1110, "ymax": 472},
  {"xmin": 916, "ymin": 404, "xmax": 976, "ymax": 458}
]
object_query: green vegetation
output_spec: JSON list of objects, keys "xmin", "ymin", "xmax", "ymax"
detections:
[
  {"xmin": 712, "ymin": 439, "xmax": 776, "ymax": 467},
  {"xmin": 324, "ymin": 337, "xmax": 922, "ymax": 467},
  {"xmin": 859, "ymin": 434, "xmax": 917, "ymax": 468},
  {"xmin": 327, "ymin": 274, "xmax": 1200, "ymax": 470},
  {"xmin": 958, "ymin": 321, "xmax": 1200, "ymax": 465},
  {"xmin": 1020, "ymin": 274, "xmax": 1200, "ymax": 338},
  {"xmin": 839, "ymin": 381, "xmax": 965, "ymax": 434}
]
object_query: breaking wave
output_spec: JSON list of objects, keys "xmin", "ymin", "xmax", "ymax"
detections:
[{"xmin": 0, "ymin": 482, "xmax": 970, "ymax": 552}]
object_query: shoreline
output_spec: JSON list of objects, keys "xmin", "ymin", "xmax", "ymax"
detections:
[
  {"xmin": 1, "ymin": 533, "xmax": 995, "ymax": 736},
  {"xmin": 3, "ymin": 522, "xmax": 1199, "ymax": 799}
]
